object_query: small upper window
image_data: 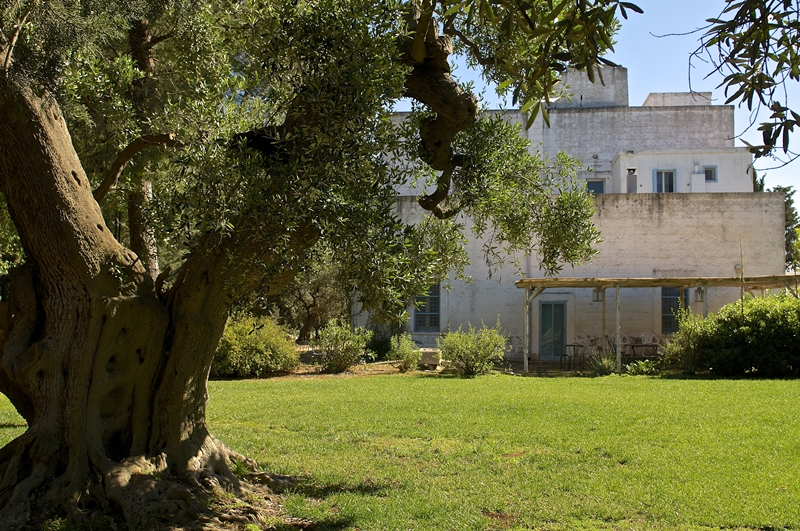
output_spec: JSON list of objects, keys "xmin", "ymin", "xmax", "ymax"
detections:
[
  {"xmin": 586, "ymin": 180, "xmax": 604, "ymax": 195},
  {"xmin": 704, "ymin": 166, "xmax": 717, "ymax": 182}
]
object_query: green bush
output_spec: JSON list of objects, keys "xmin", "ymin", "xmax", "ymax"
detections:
[
  {"xmin": 389, "ymin": 333, "xmax": 421, "ymax": 373},
  {"xmin": 438, "ymin": 321, "xmax": 508, "ymax": 376},
  {"xmin": 587, "ymin": 354, "xmax": 617, "ymax": 375},
  {"xmin": 625, "ymin": 359, "xmax": 660, "ymax": 376},
  {"xmin": 665, "ymin": 293, "xmax": 800, "ymax": 377},
  {"xmin": 211, "ymin": 315, "xmax": 299, "ymax": 378},
  {"xmin": 312, "ymin": 319, "xmax": 373, "ymax": 373},
  {"xmin": 365, "ymin": 330, "xmax": 392, "ymax": 361},
  {"xmin": 663, "ymin": 307, "xmax": 709, "ymax": 373}
]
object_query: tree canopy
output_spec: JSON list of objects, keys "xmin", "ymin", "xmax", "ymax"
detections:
[
  {"xmin": 3, "ymin": 0, "xmax": 797, "ymax": 528},
  {"xmin": 0, "ymin": 0, "xmax": 627, "ymax": 527},
  {"xmin": 696, "ymin": 0, "xmax": 800, "ymax": 163}
]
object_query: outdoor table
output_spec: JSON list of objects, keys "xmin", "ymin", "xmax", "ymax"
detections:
[{"xmin": 628, "ymin": 343, "xmax": 660, "ymax": 362}]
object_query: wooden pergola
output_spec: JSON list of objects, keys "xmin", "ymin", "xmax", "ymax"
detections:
[{"xmin": 514, "ymin": 274, "xmax": 798, "ymax": 373}]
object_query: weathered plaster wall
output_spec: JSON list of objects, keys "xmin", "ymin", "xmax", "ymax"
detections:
[
  {"xmin": 610, "ymin": 149, "xmax": 753, "ymax": 193},
  {"xmin": 410, "ymin": 193, "xmax": 785, "ymax": 359},
  {"xmin": 643, "ymin": 92, "xmax": 713, "ymax": 107},
  {"xmin": 550, "ymin": 66, "xmax": 629, "ymax": 108},
  {"xmin": 514, "ymin": 105, "xmax": 737, "ymax": 174}
]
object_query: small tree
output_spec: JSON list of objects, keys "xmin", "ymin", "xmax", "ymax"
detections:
[
  {"xmin": 438, "ymin": 321, "xmax": 509, "ymax": 376},
  {"xmin": 389, "ymin": 333, "xmax": 422, "ymax": 373},
  {"xmin": 313, "ymin": 319, "xmax": 373, "ymax": 374},
  {"xmin": 267, "ymin": 250, "xmax": 351, "ymax": 342},
  {"xmin": 211, "ymin": 315, "xmax": 299, "ymax": 378}
]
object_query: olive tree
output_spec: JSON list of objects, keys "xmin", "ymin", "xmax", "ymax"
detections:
[
  {"xmin": 0, "ymin": 0, "xmax": 625, "ymax": 527},
  {"xmin": 697, "ymin": 0, "xmax": 800, "ymax": 162}
]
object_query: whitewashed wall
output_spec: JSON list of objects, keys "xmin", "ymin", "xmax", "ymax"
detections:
[
  {"xmin": 402, "ymin": 193, "xmax": 785, "ymax": 359},
  {"xmin": 375, "ymin": 67, "xmax": 783, "ymax": 360}
]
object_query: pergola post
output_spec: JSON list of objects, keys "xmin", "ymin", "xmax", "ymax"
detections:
[
  {"xmin": 615, "ymin": 283, "xmax": 621, "ymax": 373},
  {"xmin": 523, "ymin": 288, "xmax": 530, "ymax": 373},
  {"xmin": 523, "ymin": 287, "xmax": 545, "ymax": 374},
  {"xmin": 601, "ymin": 288, "xmax": 607, "ymax": 354}
]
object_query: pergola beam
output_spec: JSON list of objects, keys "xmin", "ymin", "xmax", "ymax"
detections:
[{"xmin": 515, "ymin": 274, "xmax": 795, "ymax": 290}]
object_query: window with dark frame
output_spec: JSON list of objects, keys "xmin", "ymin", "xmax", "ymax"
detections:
[
  {"xmin": 414, "ymin": 285, "xmax": 440, "ymax": 332},
  {"xmin": 586, "ymin": 180, "xmax": 604, "ymax": 194},
  {"xmin": 661, "ymin": 287, "xmax": 689, "ymax": 334},
  {"xmin": 655, "ymin": 170, "xmax": 676, "ymax": 193}
]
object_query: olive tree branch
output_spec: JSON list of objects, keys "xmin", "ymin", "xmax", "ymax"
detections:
[
  {"xmin": 2, "ymin": 1, "xmax": 35, "ymax": 70},
  {"xmin": 442, "ymin": 25, "xmax": 496, "ymax": 67},
  {"xmin": 93, "ymin": 133, "xmax": 183, "ymax": 203},
  {"xmin": 144, "ymin": 31, "xmax": 174, "ymax": 50}
]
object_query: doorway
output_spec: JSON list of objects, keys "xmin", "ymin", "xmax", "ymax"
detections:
[{"xmin": 540, "ymin": 301, "xmax": 566, "ymax": 361}]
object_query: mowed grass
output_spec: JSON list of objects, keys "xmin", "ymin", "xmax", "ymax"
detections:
[
  {"xmin": 208, "ymin": 374, "xmax": 800, "ymax": 531},
  {"xmin": 1, "ymin": 374, "xmax": 798, "ymax": 530}
]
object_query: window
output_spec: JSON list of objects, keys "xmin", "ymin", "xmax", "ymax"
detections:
[
  {"xmin": 586, "ymin": 180, "xmax": 604, "ymax": 195},
  {"xmin": 654, "ymin": 170, "xmax": 676, "ymax": 193},
  {"xmin": 704, "ymin": 166, "xmax": 717, "ymax": 182},
  {"xmin": 661, "ymin": 287, "xmax": 689, "ymax": 334},
  {"xmin": 414, "ymin": 285, "xmax": 440, "ymax": 332}
]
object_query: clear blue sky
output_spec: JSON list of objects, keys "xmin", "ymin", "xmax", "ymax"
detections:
[{"xmin": 444, "ymin": 0, "xmax": 799, "ymax": 190}]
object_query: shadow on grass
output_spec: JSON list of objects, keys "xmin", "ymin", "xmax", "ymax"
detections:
[
  {"xmin": 265, "ymin": 475, "xmax": 395, "ymax": 530},
  {"xmin": 412, "ymin": 371, "xmax": 462, "ymax": 379},
  {"xmin": 280, "ymin": 515, "xmax": 357, "ymax": 531},
  {"xmin": 289, "ymin": 477, "xmax": 392, "ymax": 499}
]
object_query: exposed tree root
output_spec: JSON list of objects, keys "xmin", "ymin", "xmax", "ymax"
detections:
[{"xmin": 5, "ymin": 447, "xmax": 306, "ymax": 531}]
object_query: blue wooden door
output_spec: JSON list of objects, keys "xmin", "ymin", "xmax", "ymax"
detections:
[{"xmin": 540, "ymin": 302, "xmax": 566, "ymax": 361}]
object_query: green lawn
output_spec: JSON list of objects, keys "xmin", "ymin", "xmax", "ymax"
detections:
[{"xmin": 2, "ymin": 374, "xmax": 799, "ymax": 530}]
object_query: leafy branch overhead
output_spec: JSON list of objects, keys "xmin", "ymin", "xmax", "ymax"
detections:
[
  {"xmin": 697, "ymin": 0, "xmax": 800, "ymax": 162},
  {"xmin": 429, "ymin": 0, "xmax": 642, "ymax": 127},
  {"xmin": 398, "ymin": 0, "xmax": 634, "ymax": 277}
]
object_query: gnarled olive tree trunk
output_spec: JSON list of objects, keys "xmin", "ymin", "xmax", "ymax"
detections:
[{"xmin": 0, "ymin": 77, "xmax": 289, "ymax": 529}]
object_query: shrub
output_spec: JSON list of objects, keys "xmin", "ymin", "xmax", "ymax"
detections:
[
  {"xmin": 625, "ymin": 359, "xmax": 660, "ymax": 376},
  {"xmin": 312, "ymin": 319, "xmax": 373, "ymax": 373},
  {"xmin": 365, "ymin": 330, "xmax": 393, "ymax": 361},
  {"xmin": 665, "ymin": 293, "xmax": 800, "ymax": 377},
  {"xmin": 389, "ymin": 333, "xmax": 421, "ymax": 373},
  {"xmin": 587, "ymin": 354, "xmax": 617, "ymax": 375},
  {"xmin": 663, "ymin": 307, "xmax": 710, "ymax": 373},
  {"xmin": 212, "ymin": 315, "xmax": 299, "ymax": 378},
  {"xmin": 438, "ymin": 321, "xmax": 509, "ymax": 376}
]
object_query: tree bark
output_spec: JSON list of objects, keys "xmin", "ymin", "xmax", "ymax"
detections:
[
  {"xmin": 127, "ymin": 19, "xmax": 161, "ymax": 285},
  {"xmin": 297, "ymin": 309, "xmax": 319, "ymax": 343},
  {"xmin": 400, "ymin": 8, "xmax": 479, "ymax": 218},
  {"xmin": 0, "ymin": 76, "xmax": 296, "ymax": 529}
]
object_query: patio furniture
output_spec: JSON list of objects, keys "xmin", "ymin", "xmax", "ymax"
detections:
[
  {"xmin": 606, "ymin": 333, "xmax": 632, "ymax": 363},
  {"xmin": 630, "ymin": 332, "xmax": 662, "ymax": 361},
  {"xmin": 565, "ymin": 343, "xmax": 590, "ymax": 370},
  {"xmin": 628, "ymin": 342, "xmax": 660, "ymax": 361}
]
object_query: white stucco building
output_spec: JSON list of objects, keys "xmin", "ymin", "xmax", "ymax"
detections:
[{"xmin": 394, "ymin": 67, "xmax": 787, "ymax": 365}]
